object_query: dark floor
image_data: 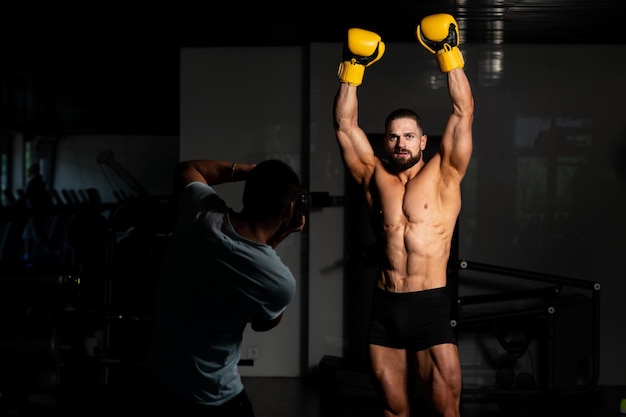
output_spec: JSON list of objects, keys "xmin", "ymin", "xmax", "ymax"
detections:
[
  {"xmin": 197, "ymin": 379, "xmax": 610, "ymax": 417},
  {"xmin": 216, "ymin": 377, "xmax": 626, "ymax": 417},
  {"xmin": 0, "ymin": 343, "xmax": 624, "ymax": 417},
  {"xmin": 1, "ymin": 369, "xmax": 624, "ymax": 417},
  {"xmin": 243, "ymin": 377, "xmax": 625, "ymax": 417}
]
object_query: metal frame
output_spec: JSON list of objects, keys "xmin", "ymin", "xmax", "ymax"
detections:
[{"xmin": 455, "ymin": 260, "xmax": 601, "ymax": 396}]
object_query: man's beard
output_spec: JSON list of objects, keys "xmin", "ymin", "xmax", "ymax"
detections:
[{"xmin": 390, "ymin": 150, "xmax": 421, "ymax": 171}]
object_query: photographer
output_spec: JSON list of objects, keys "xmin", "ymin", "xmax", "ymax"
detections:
[{"xmin": 144, "ymin": 158, "xmax": 305, "ymax": 417}]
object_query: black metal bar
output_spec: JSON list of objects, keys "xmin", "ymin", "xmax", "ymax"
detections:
[
  {"xmin": 588, "ymin": 288, "xmax": 601, "ymax": 391},
  {"xmin": 299, "ymin": 40, "xmax": 311, "ymax": 377},
  {"xmin": 458, "ymin": 260, "xmax": 597, "ymax": 290},
  {"xmin": 458, "ymin": 286, "xmax": 559, "ymax": 306},
  {"xmin": 456, "ymin": 306, "xmax": 550, "ymax": 326}
]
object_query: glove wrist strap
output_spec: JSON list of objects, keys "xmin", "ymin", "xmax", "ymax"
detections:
[
  {"xmin": 337, "ymin": 61, "xmax": 365, "ymax": 86},
  {"xmin": 436, "ymin": 47, "xmax": 465, "ymax": 73}
]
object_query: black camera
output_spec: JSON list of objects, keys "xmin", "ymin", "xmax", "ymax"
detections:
[{"xmin": 289, "ymin": 189, "xmax": 309, "ymax": 228}]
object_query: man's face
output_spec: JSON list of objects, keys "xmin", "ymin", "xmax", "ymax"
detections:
[{"xmin": 383, "ymin": 118, "xmax": 426, "ymax": 171}]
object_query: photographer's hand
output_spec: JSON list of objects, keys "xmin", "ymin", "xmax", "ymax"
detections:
[{"xmin": 267, "ymin": 216, "xmax": 305, "ymax": 249}]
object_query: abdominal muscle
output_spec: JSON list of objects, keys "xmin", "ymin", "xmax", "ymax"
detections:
[{"xmin": 374, "ymin": 203, "xmax": 456, "ymax": 293}]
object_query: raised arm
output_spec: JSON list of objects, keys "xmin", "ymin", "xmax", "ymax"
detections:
[
  {"xmin": 417, "ymin": 13, "xmax": 474, "ymax": 181},
  {"xmin": 333, "ymin": 28, "xmax": 385, "ymax": 186},
  {"xmin": 441, "ymin": 68, "xmax": 474, "ymax": 180},
  {"xmin": 172, "ymin": 160, "xmax": 256, "ymax": 195},
  {"xmin": 333, "ymin": 84, "xmax": 376, "ymax": 185}
]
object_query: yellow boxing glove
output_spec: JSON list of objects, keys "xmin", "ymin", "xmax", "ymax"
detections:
[
  {"xmin": 337, "ymin": 28, "xmax": 385, "ymax": 86},
  {"xmin": 416, "ymin": 13, "xmax": 465, "ymax": 73}
]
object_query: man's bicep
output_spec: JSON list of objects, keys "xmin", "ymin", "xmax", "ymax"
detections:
[
  {"xmin": 452, "ymin": 116, "xmax": 474, "ymax": 172},
  {"xmin": 172, "ymin": 162, "xmax": 206, "ymax": 194}
]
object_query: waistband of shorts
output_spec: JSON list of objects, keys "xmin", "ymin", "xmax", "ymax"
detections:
[{"xmin": 373, "ymin": 286, "xmax": 448, "ymax": 299}]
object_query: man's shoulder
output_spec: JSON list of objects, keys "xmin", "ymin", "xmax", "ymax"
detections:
[{"xmin": 180, "ymin": 182, "xmax": 227, "ymax": 214}]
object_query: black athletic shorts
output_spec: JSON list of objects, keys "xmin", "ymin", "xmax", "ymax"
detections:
[{"xmin": 368, "ymin": 286, "xmax": 457, "ymax": 351}]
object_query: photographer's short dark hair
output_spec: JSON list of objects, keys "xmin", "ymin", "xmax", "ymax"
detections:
[{"xmin": 242, "ymin": 159, "xmax": 300, "ymax": 220}]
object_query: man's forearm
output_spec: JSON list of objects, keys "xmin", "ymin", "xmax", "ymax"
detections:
[
  {"xmin": 333, "ymin": 83, "xmax": 359, "ymax": 132},
  {"xmin": 448, "ymin": 68, "xmax": 474, "ymax": 118},
  {"xmin": 173, "ymin": 160, "xmax": 255, "ymax": 194}
]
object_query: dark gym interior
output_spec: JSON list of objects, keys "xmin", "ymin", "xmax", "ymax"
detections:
[{"xmin": 2, "ymin": 1, "xmax": 626, "ymax": 416}]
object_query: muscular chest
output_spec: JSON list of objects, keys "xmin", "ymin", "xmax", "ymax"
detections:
[{"xmin": 375, "ymin": 174, "xmax": 440, "ymax": 227}]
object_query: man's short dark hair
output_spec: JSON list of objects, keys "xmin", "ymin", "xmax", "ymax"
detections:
[
  {"xmin": 242, "ymin": 159, "xmax": 301, "ymax": 220},
  {"xmin": 384, "ymin": 109, "xmax": 423, "ymax": 133}
]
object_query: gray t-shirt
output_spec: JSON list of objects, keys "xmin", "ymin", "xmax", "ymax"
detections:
[{"xmin": 145, "ymin": 182, "xmax": 296, "ymax": 405}]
